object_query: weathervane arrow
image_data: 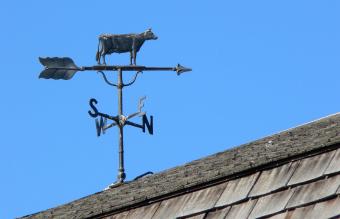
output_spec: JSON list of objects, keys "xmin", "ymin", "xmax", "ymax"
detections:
[{"xmin": 39, "ymin": 57, "xmax": 191, "ymax": 80}]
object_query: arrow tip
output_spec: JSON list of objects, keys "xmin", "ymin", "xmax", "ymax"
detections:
[{"xmin": 176, "ymin": 64, "xmax": 192, "ymax": 75}]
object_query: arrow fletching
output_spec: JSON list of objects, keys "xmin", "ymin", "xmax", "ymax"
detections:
[{"xmin": 39, "ymin": 57, "xmax": 80, "ymax": 80}]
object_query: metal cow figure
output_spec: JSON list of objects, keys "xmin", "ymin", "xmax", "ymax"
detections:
[{"xmin": 96, "ymin": 29, "xmax": 158, "ymax": 65}]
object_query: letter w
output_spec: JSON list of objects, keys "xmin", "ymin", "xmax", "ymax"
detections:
[{"xmin": 95, "ymin": 117, "xmax": 107, "ymax": 137}]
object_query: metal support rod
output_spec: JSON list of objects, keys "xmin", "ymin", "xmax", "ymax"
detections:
[{"xmin": 117, "ymin": 68, "xmax": 126, "ymax": 183}]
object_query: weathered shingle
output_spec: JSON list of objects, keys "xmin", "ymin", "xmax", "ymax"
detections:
[
  {"xmin": 267, "ymin": 196, "xmax": 340, "ymax": 219},
  {"xmin": 177, "ymin": 183, "xmax": 226, "ymax": 217},
  {"xmin": 286, "ymin": 174, "xmax": 340, "ymax": 209},
  {"xmin": 125, "ymin": 202, "xmax": 160, "ymax": 219},
  {"xmin": 324, "ymin": 148, "xmax": 340, "ymax": 175},
  {"xmin": 249, "ymin": 161, "xmax": 298, "ymax": 197},
  {"xmin": 215, "ymin": 172, "xmax": 259, "ymax": 207},
  {"xmin": 287, "ymin": 150, "xmax": 336, "ymax": 186},
  {"xmin": 307, "ymin": 196, "xmax": 340, "ymax": 219},
  {"xmin": 223, "ymin": 199, "xmax": 257, "ymax": 219},
  {"xmin": 248, "ymin": 189, "xmax": 295, "ymax": 218},
  {"xmin": 150, "ymin": 193, "xmax": 190, "ymax": 219},
  {"xmin": 204, "ymin": 207, "xmax": 230, "ymax": 219}
]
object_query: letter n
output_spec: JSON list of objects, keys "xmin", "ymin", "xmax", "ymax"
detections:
[{"xmin": 142, "ymin": 115, "xmax": 153, "ymax": 135}]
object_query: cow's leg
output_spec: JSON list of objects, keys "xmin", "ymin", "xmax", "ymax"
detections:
[
  {"xmin": 103, "ymin": 55, "xmax": 106, "ymax": 65},
  {"xmin": 133, "ymin": 50, "xmax": 137, "ymax": 65},
  {"xmin": 96, "ymin": 52, "xmax": 100, "ymax": 64},
  {"xmin": 130, "ymin": 51, "xmax": 133, "ymax": 65}
]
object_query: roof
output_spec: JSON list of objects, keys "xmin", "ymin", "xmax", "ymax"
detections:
[{"xmin": 20, "ymin": 113, "xmax": 340, "ymax": 219}]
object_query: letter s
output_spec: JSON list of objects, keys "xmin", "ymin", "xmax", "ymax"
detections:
[{"xmin": 88, "ymin": 98, "xmax": 99, "ymax": 118}]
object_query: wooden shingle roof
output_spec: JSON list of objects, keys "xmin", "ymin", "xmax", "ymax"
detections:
[{"xmin": 20, "ymin": 113, "xmax": 340, "ymax": 219}]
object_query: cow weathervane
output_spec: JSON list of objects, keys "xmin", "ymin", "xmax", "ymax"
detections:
[{"xmin": 38, "ymin": 29, "xmax": 191, "ymax": 186}]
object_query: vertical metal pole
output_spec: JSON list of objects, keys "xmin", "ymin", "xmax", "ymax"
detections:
[{"xmin": 117, "ymin": 68, "xmax": 126, "ymax": 183}]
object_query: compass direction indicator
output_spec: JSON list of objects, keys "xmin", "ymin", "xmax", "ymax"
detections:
[
  {"xmin": 38, "ymin": 30, "xmax": 191, "ymax": 186},
  {"xmin": 88, "ymin": 97, "xmax": 153, "ymax": 137}
]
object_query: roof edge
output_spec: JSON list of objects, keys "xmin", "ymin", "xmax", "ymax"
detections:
[{"xmin": 19, "ymin": 113, "xmax": 340, "ymax": 219}]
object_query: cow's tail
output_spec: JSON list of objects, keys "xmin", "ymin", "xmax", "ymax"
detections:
[{"xmin": 96, "ymin": 39, "xmax": 100, "ymax": 64}]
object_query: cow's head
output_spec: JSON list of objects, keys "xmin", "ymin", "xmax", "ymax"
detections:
[{"xmin": 143, "ymin": 28, "xmax": 158, "ymax": 40}]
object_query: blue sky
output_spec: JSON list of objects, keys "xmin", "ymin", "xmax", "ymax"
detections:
[{"xmin": 1, "ymin": 0, "xmax": 340, "ymax": 218}]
